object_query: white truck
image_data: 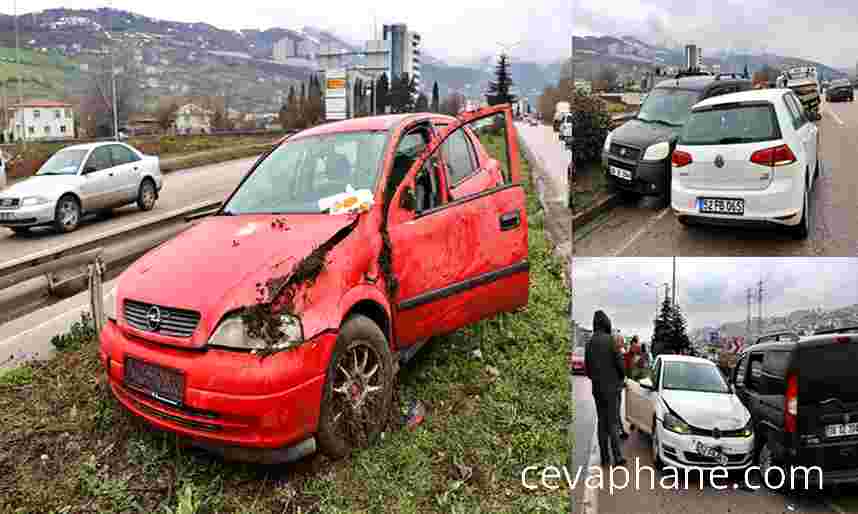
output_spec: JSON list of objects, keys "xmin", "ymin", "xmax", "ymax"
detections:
[
  {"xmin": 553, "ymin": 101, "xmax": 570, "ymax": 132},
  {"xmin": 776, "ymin": 66, "xmax": 820, "ymax": 118}
]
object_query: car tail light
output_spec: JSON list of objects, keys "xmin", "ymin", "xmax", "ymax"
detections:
[
  {"xmin": 672, "ymin": 150, "xmax": 692, "ymax": 168},
  {"xmin": 785, "ymin": 373, "xmax": 798, "ymax": 433},
  {"xmin": 835, "ymin": 336, "xmax": 852, "ymax": 344},
  {"xmin": 750, "ymin": 144, "xmax": 797, "ymax": 167}
]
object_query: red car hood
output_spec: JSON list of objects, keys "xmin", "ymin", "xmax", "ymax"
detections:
[{"xmin": 120, "ymin": 214, "xmax": 356, "ymax": 333}]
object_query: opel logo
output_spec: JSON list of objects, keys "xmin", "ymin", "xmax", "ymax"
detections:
[
  {"xmin": 714, "ymin": 155, "xmax": 725, "ymax": 168},
  {"xmin": 147, "ymin": 306, "xmax": 162, "ymax": 331}
]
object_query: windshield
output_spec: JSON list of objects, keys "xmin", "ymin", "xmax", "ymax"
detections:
[
  {"xmin": 637, "ymin": 88, "xmax": 700, "ymax": 126},
  {"xmin": 36, "ymin": 149, "xmax": 88, "ymax": 176},
  {"xmin": 223, "ymin": 130, "xmax": 388, "ymax": 215},
  {"xmin": 662, "ymin": 361, "xmax": 730, "ymax": 393},
  {"xmin": 681, "ymin": 104, "xmax": 779, "ymax": 145}
]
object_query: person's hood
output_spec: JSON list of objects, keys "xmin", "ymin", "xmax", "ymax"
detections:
[
  {"xmin": 119, "ymin": 213, "xmax": 359, "ymax": 343},
  {"xmin": 593, "ymin": 310, "xmax": 612, "ymax": 334},
  {"xmin": 610, "ymin": 118, "xmax": 681, "ymax": 150},
  {"xmin": 0, "ymin": 174, "xmax": 82, "ymax": 198},
  {"xmin": 661, "ymin": 390, "xmax": 750, "ymax": 430}
]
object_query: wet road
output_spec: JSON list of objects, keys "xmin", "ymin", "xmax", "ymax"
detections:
[
  {"xmin": 0, "ymin": 156, "xmax": 257, "ymax": 264},
  {"xmin": 574, "ymin": 97, "xmax": 858, "ymax": 257},
  {"xmin": 516, "ymin": 122, "xmax": 571, "ymax": 207}
]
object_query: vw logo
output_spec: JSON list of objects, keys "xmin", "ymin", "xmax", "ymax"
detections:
[
  {"xmin": 146, "ymin": 306, "xmax": 162, "ymax": 331},
  {"xmin": 619, "ymin": 147, "xmax": 627, "ymax": 157},
  {"xmin": 714, "ymin": 155, "xmax": 725, "ymax": 168}
]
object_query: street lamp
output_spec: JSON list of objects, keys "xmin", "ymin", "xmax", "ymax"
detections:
[{"xmin": 644, "ymin": 281, "xmax": 670, "ymax": 319}]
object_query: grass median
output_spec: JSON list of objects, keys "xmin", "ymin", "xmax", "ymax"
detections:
[{"xmin": 0, "ymin": 152, "xmax": 570, "ymax": 514}]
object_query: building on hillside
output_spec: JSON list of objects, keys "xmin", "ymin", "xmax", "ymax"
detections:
[
  {"xmin": 5, "ymin": 100, "xmax": 75, "ymax": 142},
  {"xmin": 124, "ymin": 113, "xmax": 161, "ymax": 136},
  {"xmin": 383, "ymin": 24, "xmax": 421, "ymax": 89},
  {"xmin": 174, "ymin": 103, "xmax": 213, "ymax": 134}
]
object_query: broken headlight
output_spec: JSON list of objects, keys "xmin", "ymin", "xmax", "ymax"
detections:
[{"xmin": 208, "ymin": 313, "xmax": 303, "ymax": 351}]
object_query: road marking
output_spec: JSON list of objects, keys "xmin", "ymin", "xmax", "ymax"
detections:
[
  {"xmin": 826, "ymin": 105, "xmax": 845, "ymax": 126},
  {"xmin": 610, "ymin": 208, "xmax": 671, "ymax": 257}
]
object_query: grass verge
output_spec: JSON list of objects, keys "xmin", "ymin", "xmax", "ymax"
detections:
[
  {"xmin": 0, "ymin": 149, "xmax": 570, "ymax": 514},
  {"xmin": 571, "ymin": 160, "xmax": 607, "ymax": 214}
]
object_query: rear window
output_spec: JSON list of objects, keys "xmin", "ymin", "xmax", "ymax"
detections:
[
  {"xmin": 798, "ymin": 343, "xmax": 858, "ymax": 403},
  {"xmin": 680, "ymin": 104, "xmax": 780, "ymax": 145}
]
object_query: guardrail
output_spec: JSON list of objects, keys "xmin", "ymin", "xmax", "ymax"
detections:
[{"xmin": 0, "ymin": 199, "xmax": 223, "ymax": 334}]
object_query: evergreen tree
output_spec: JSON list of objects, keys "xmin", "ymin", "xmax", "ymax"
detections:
[
  {"xmin": 376, "ymin": 73, "xmax": 390, "ymax": 114},
  {"xmin": 668, "ymin": 303, "xmax": 692, "ymax": 354},
  {"xmin": 487, "ymin": 53, "xmax": 517, "ymax": 106},
  {"xmin": 743, "ymin": 64, "xmax": 750, "ymax": 79},
  {"xmin": 431, "ymin": 81, "xmax": 440, "ymax": 112},
  {"xmin": 285, "ymin": 85, "xmax": 298, "ymax": 129},
  {"xmin": 652, "ymin": 293, "xmax": 673, "ymax": 358},
  {"xmin": 277, "ymin": 103, "xmax": 288, "ymax": 130},
  {"xmin": 298, "ymin": 81, "xmax": 307, "ymax": 128},
  {"xmin": 390, "ymin": 73, "xmax": 417, "ymax": 113}
]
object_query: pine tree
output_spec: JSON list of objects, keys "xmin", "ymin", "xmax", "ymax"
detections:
[
  {"xmin": 376, "ymin": 73, "xmax": 390, "ymax": 114},
  {"xmin": 390, "ymin": 73, "xmax": 416, "ymax": 113},
  {"xmin": 487, "ymin": 53, "xmax": 517, "ymax": 106},
  {"xmin": 669, "ymin": 304, "xmax": 692, "ymax": 354},
  {"xmin": 416, "ymin": 93, "xmax": 429, "ymax": 112},
  {"xmin": 431, "ymin": 82, "xmax": 440, "ymax": 112},
  {"xmin": 652, "ymin": 293, "xmax": 673, "ymax": 358},
  {"xmin": 298, "ymin": 81, "xmax": 307, "ymax": 128},
  {"xmin": 285, "ymin": 85, "xmax": 297, "ymax": 129}
]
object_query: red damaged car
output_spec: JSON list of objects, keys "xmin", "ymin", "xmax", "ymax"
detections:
[{"xmin": 99, "ymin": 105, "xmax": 529, "ymax": 463}]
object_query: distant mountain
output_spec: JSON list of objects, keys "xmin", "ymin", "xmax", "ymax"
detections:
[{"xmin": 691, "ymin": 304, "xmax": 858, "ymax": 341}]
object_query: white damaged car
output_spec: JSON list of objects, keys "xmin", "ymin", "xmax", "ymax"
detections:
[{"xmin": 625, "ymin": 354, "xmax": 755, "ymax": 470}]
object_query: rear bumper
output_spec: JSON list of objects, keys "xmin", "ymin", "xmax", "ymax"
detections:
[
  {"xmin": 671, "ymin": 178, "xmax": 804, "ymax": 228},
  {"xmin": 100, "ymin": 320, "xmax": 335, "ymax": 458}
]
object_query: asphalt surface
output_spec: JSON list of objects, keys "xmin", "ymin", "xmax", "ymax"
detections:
[
  {"xmin": 516, "ymin": 123, "xmax": 571, "ymax": 208},
  {"xmin": 573, "ymin": 373, "xmax": 836, "ymax": 513},
  {"xmin": 0, "ymin": 156, "xmax": 258, "ymax": 265},
  {"xmin": 574, "ymin": 97, "xmax": 858, "ymax": 257}
]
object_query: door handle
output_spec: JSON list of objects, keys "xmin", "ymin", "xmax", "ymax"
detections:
[
  {"xmin": 133, "ymin": 166, "xmax": 139, "ymax": 171},
  {"xmin": 499, "ymin": 209, "xmax": 520, "ymax": 231},
  {"xmin": 109, "ymin": 172, "xmax": 114, "ymax": 177}
]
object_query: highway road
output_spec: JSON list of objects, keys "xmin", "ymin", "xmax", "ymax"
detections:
[
  {"xmin": 573, "ymin": 374, "xmax": 835, "ymax": 514},
  {"xmin": 0, "ymin": 156, "xmax": 258, "ymax": 264},
  {"xmin": 574, "ymin": 96, "xmax": 858, "ymax": 257}
]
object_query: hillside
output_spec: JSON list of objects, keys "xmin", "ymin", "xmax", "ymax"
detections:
[
  {"xmin": 0, "ymin": 7, "xmax": 560, "ymax": 114},
  {"xmin": 691, "ymin": 304, "xmax": 858, "ymax": 341}
]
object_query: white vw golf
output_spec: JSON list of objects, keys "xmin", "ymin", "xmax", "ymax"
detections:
[
  {"xmin": 671, "ymin": 89, "xmax": 819, "ymax": 239},
  {"xmin": 625, "ymin": 355, "xmax": 755, "ymax": 471}
]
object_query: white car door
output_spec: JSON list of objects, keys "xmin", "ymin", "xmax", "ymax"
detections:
[
  {"xmin": 639, "ymin": 357, "xmax": 662, "ymax": 434},
  {"xmin": 784, "ymin": 94, "xmax": 815, "ymax": 173},
  {"xmin": 80, "ymin": 146, "xmax": 117, "ymax": 209},
  {"xmin": 108, "ymin": 144, "xmax": 143, "ymax": 204}
]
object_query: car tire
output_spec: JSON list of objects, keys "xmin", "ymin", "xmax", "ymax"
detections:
[
  {"xmin": 791, "ymin": 185, "xmax": 810, "ymax": 240},
  {"xmin": 137, "ymin": 179, "xmax": 157, "ymax": 211},
  {"xmin": 758, "ymin": 441, "xmax": 795, "ymax": 492},
  {"xmin": 651, "ymin": 418, "xmax": 665, "ymax": 470},
  {"xmin": 11, "ymin": 226, "xmax": 30, "ymax": 235},
  {"xmin": 317, "ymin": 314, "xmax": 394, "ymax": 460},
  {"xmin": 53, "ymin": 195, "xmax": 81, "ymax": 233}
]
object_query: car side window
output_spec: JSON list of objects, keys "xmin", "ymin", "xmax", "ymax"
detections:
[
  {"xmin": 783, "ymin": 95, "xmax": 804, "ymax": 129},
  {"xmin": 440, "ymin": 129, "xmax": 477, "ymax": 186},
  {"xmin": 734, "ymin": 355, "xmax": 748, "ymax": 387},
  {"xmin": 110, "ymin": 145, "xmax": 139, "ymax": 166},
  {"xmin": 747, "ymin": 353, "xmax": 764, "ymax": 392},
  {"xmin": 86, "ymin": 147, "xmax": 112, "ymax": 172},
  {"xmin": 652, "ymin": 358, "xmax": 662, "ymax": 389},
  {"xmin": 389, "ymin": 129, "xmax": 429, "ymax": 197}
]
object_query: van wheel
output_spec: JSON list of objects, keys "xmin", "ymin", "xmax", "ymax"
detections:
[
  {"xmin": 758, "ymin": 441, "xmax": 795, "ymax": 492},
  {"xmin": 791, "ymin": 185, "xmax": 810, "ymax": 240},
  {"xmin": 317, "ymin": 315, "xmax": 394, "ymax": 459}
]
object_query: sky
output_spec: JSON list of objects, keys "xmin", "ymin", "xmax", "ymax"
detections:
[
  {"xmin": 574, "ymin": 0, "xmax": 858, "ymax": 69},
  {"xmin": 572, "ymin": 258, "xmax": 858, "ymax": 341},
  {"xmin": 7, "ymin": 0, "xmax": 572, "ymax": 64}
]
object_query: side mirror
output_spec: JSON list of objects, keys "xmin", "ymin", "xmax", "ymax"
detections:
[
  {"xmin": 639, "ymin": 377, "xmax": 655, "ymax": 390},
  {"xmin": 399, "ymin": 185, "xmax": 416, "ymax": 212}
]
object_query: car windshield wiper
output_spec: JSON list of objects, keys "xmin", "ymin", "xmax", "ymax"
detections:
[{"xmin": 638, "ymin": 117, "xmax": 681, "ymax": 128}]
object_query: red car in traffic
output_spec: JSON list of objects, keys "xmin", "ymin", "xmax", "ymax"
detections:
[{"xmin": 99, "ymin": 105, "xmax": 529, "ymax": 463}]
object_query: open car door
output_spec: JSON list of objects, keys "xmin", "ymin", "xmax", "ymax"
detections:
[{"xmin": 386, "ymin": 104, "xmax": 529, "ymax": 347}]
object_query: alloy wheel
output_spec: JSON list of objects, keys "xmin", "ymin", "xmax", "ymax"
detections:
[
  {"xmin": 330, "ymin": 341, "xmax": 386, "ymax": 444},
  {"xmin": 58, "ymin": 198, "xmax": 79, "ymax": 231}
]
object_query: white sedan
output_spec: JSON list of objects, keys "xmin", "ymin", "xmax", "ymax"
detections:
[
  {"xmin": 625, "ymin": 354, "xmax": 755, "ymax": 470},
  {"xmin": 0, "ymin": 142, "xmax": 162, "ymax": 234},
  {"xmin": 671, "ymin": 88, "xmax": 819, "ymax": 239}
]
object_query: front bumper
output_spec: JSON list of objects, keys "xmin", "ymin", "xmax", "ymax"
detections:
[
  {"xmin": 602, "ymin": 151, "xmax": 668, "ymax": 196},
  {"xmin": 99, "ymin": 320, "xmax": 336, "ymax": 460},
  {"xmin": 658, "ymin": 425, "xmax": 755, "ymax": 471},
  {"xmin": 827, "ymin": 91, "xmax": 853, "ymax": 101},
  {"xmin": 671, "ymin": 176, "xmax": 804, "ymax": 228},
  {"xmin": 0, "ymin": 201, "xmax": 56, "ymax": 228}
]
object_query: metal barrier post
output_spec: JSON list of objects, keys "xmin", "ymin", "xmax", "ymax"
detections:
[{"xmin": 88, "ymin": 256, "xmax": 105, "ymax": 335}]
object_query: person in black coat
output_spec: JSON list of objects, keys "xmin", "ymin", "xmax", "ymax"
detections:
[{"xmin": 585, "ymin": 310, "xmax": 627, "ymax": 466}]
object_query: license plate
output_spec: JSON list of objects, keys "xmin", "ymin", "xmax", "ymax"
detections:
[
  {"xmin": 0, "ymin": 212, "xmax": 15, "ymax": 221},
  {"xmin": 826, "ymin": 422, "xmax": 858, "ymax": 438},
  {"xmin": 698, "ymin": 197, "xmax": 745, "ymax": 215},
  {"xmin": 696, "ymin": 441, "xmax": 729, "ymax": 466},
  {"xmin": 124, "ymin": 356, "xmax": 185, "ymax": 406},
  {"xmin": 609, "ymin": 166, "xmax": 632, "ymax": 181}
]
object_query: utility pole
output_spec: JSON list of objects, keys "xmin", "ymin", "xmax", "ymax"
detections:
[
  {"xmin": 757, "ymin": 278, "xmax": 764, "ymax": 336},
  {"xmin": 746, "ymin": 287, "xmax": 753, "ymax": 339},
  {"xmin": 672, "ymin": 256, "xmax": 677, "ymax": 308},
  {"xmin": 14, "ymin": 0, "xmax": 23, "ymax": 143}
]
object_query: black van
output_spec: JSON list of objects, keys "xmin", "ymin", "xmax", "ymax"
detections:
[
  {"xmin": 603, "ymin": 73, "xmax": 752, "ymax": 205},
  {"xmin": 732, "ymin": 327, "xmax": 858, "ymax": 488}
]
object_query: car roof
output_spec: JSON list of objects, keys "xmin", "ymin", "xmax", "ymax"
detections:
[
  {"xmin": 292, "ymin": 113, "xmax": 453, "ymax": 139},
  {"xmin": 55, "ymin": 142, "xmax": 119, "ymax": 152},
  {"xmin": 658, "ymin": 354, "xmax": 714, "ymax": 365},
  {"xmin": 653, "ymin": 75, "xmax": 750, "ymax": 92},
  {"xmin": 692, "ymin": 88, "xmax": 789, "ymax": 109}
]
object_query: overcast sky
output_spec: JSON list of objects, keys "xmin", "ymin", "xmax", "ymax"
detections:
[
  {"xmin": 572, "ymin": 258, "xmax": 858, "ymax": 341},
  {"xmin": 10, "ymin": 1, "xmax": 572, "ymax": 63},
  {"xmin": 574, "ymin": 0, "xmax": 858, "ymax": 69}
]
